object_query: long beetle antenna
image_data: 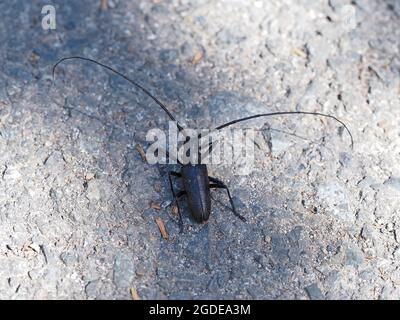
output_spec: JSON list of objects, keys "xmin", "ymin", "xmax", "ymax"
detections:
[
  {"xmin": 52, "ymin": 56, "xmax": 184, "ymax": 131},
  {"xmin": 214, "ymin": 111, "xmax": 354, "ymax": 149}
]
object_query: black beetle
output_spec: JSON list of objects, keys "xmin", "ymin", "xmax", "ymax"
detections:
[{"xmin": 52, "ymin": 56, "xmax": 353, "ymax": 231}]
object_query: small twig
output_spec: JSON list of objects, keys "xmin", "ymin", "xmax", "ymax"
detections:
[
  {"xmin": 130, "ymin": 288, "xmax": 141, "ymax": 300},
  {"xmin": 100, "ymin": 0, "xmax": 108, "ymax": 10},
  {"xmin": 135, "ymin": 143, "xmax": 147, "ymax": 163},
  {"xmin": 293, "ymin": 47, "xmax": 307, "ymax": 58},
  {"xmin": 155, "ymin": 217, "xmax": 169, "ymax": 240},
  {"xmin": 192, "ymin": 51, "xmax": 203, "ymax": 65},
  {"xmin": 150, "ymin": 201, "xmax": 161, "ymax": 210}
]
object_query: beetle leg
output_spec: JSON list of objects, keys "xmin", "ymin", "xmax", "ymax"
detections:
[
  {"xmin": 208, "ymin": 177, "xmax": 246, "ymax": 222},
  {"xmin": 176, "ymin": 190, "xmax": 186, "ymax": 198},
  {"xmin": 168, "ymin": 171, "xmax": 184, "ymax": 232}
]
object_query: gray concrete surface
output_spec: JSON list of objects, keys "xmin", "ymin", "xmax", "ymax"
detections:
[{"xmin": 0, "ymin": 0, "xmax": 399, "ymax": 299}]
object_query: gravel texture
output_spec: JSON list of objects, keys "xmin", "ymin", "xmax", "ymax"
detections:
[{"xmin": 0, "ymin": 0, "xmax": 399, "ymax": 299}]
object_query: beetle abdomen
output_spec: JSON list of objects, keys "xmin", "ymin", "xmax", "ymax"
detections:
[{"xmin": 181, "ymin": 164, "xmax": 211, "ymax": 222}]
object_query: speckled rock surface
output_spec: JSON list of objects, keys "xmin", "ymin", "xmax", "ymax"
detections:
[{"xmin": 0, "ymin": 0, "xmax": 399, "ymax": 299}]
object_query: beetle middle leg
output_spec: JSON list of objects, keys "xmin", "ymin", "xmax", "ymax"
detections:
[
  {"xmin": 168, "ymin": 171, "xmax": 185, "ymax": 232},
  {"xmin": 208, "ymin": 177, "xmax": 246, "ymax": 222}
]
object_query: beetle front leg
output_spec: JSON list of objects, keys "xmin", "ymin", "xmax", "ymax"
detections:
[
  {"xmin": 168, "ymin": 171, "xmax": 185, "ymax": 232},
  {"xmin": 208, "ymin": 177, "xmax": 246, "ymax": 222}
]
